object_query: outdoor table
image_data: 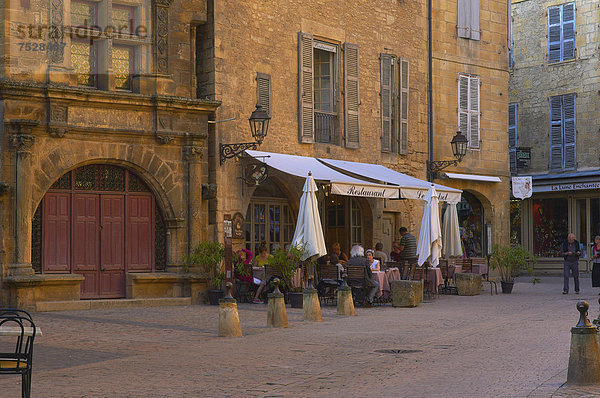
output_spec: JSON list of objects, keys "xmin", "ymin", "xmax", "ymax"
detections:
[
  {"xmin": 252, "ymin": 267, "xmax": 264, "ymax": 280},
  {"xmin": 386, "ymin": 267, "xmax": 401, "ymax": 282},
  {"xmin": 372, "ymin": 271, "xmax": 390, "ymax": 297},
  {"xmin": 0, "ymin": 326, "xmax": 42, "ymax": 337},
  {"xmin": 427, "ymin": 267, "xmax": 444, "ymax": 294},
  {"xmin": 252, "ymin": 267, "xmax": 303, "ymax": 288}
]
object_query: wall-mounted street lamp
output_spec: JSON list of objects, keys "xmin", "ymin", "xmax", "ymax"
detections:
[
  {"xmin": 426, "ymin": 131, "xmax": 468, "ymax": 180},
  {"xmin": 219, "ymin": 104, "xmax": 270, "ymax": 165}
]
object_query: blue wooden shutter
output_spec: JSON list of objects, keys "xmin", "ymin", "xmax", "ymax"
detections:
[
  {"xmin": 563, "ymin": 94, "xmax": 576, "ymax": 169},
  {"xmin": 549, "ymin": 95, "xmax": 563, "ymax": 170},
  {"xmin": 508, "ymin": 103, "xmax": 517, "ymax": 172},
  {"xmin": 380, "ymin": 53, "xmax": 393, "ymax": 152},
  {"xmin": 562, "ymin": 3, "xmax": 575, "ymax": 61},
  {"xmin": 344, "ymin": 42, "xmax": 360, "ymax": 149},
  {"xmin": 298, "ymin": 32, "xmax": 314, "ymax": 143},
  {"xmin": 548, "ymin": 6, "xmax": 561, "ymax": 62}
]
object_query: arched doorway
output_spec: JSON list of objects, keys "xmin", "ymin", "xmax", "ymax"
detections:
[
  {"xmin": 323, "ymin": 195, "xmax": 364, "ymax": 256},
  {"xmin": 245, "ymin": 183, "xmax": 295, "ymax": 255},
  {"xmin": 457, "ymin": 191, "xmax": 484, "ymax": 258},
  {"xmin": 31, "ymin": 164, "xmax": 167, "ymax": 299}
]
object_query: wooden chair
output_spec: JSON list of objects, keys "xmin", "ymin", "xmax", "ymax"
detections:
[
  {"xmin": 0, "ymin": 313, "xmax": 37, "ymax": 398},
  {"xmin": 317, "ymin": 264, "xmax": 342, "ymax": 304},
  {"xmin": 346, "ymin": 265, "xmax": 368, "ymax": 304},
  {"xmin": 260, "ymin": 266, "xmax": 288, "ymax": 300}
]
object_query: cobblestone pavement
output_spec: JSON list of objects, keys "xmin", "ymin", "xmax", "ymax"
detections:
[{"xmin": 1, "ymin": 276, "xmax": 600, "ymax": 397}]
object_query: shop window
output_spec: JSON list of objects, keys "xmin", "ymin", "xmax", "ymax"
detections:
[
  {"xmin": 457, "ymin": 191, "xmax": 483, "ymax": 257},
  {"xmin": 532, "ymin": 198, "xmax": 568, "ymax": 257},
  {"xmin": 350, "ymin": 199, "xmax": 362, "ymax": 247},
  {"xmin": 245, "ymin": 199, "xmax": 295, "ymax": 256},
  {"xmin": 510, "ymin": 199, "xmax": 521, "ymax": 245}
]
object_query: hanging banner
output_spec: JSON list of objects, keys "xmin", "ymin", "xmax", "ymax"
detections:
[
  {"xmin": 330, "ymin": 182, "xmax": 399, "ymax": 199},
  {"xmin": 511, "ymin": 176, "xmax": 532, "ymax": 199}
]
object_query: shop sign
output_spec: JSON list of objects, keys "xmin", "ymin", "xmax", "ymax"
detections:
[
  {"xmin": 511, "ymin": 176, "xmax": 532, "ymax": 199},
  {"xmin": 516, "ymin": 147, "xmax": 531, "ymax": 169},
  {"xmin": 550, "ymin": 182, "xmax": 600, "ymax": 192},
  {"xmin": 330, "ymin": 182, "xmax": 398, "ymax": 199},
  {"xmin": 401, "ymin": 188, "xmax": 462, "ymax": 203}
]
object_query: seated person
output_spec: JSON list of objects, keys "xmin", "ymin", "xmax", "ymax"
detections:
[
  {"xmin": 390, "ymin": 241, "xmax": 403, "ymax": 263},
  {"xmin": 374, "ymin": 242, "xmax": 388, "ymax": 263},
  {"xmin": 234, "ymin": 248, "xmax": 254, "ymax": 284},
  {"xmin": 366, "ymin": 249, "xmax": 380, "ymax": 271},
  {"xmin": 331, "ymin": 242, "xmax": 349, "ymax": 263},
  {"xmin": 329, "ymin": 253, "xmax": 344, "ymax": 279},
  {"xmin": 347, "ymin": 245, "xmax": 379, "ymax": 306},
  {"xmin": 251, "ymin": 244, "xmax": 272, "ymax": 304}
]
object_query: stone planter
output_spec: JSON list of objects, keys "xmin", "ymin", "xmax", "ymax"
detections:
[
  {"xmin": 207, "ymin": 289, "xmax": 224, "ymax": 305},
  {"xmin": 455, "ymin": 273, "xmax": 482, "ymax": 296},
  {"xmin": 288, "ymin": 292, "xmax": 303, "ymax": 308},
  {"xmin": 500, "ymin": 281, "xmax": 514, "ymax": 294},
  {"xmin": 390, "ymin": 280, "xmax": 423, "ymax": 307}
]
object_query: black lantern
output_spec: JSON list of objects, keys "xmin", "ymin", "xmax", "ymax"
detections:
[
  {"xmin": 450, "ymin": 131, "xmax": 468, "ymax": 162},
  {"xmin": 220, "ymin": 104, "xmax": 271, "ymax": 164},
  {"xmin": 427, "ymin": 130, "xmax": 469, "ymax": 180}
]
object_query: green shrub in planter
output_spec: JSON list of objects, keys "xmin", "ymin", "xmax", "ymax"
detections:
[
  {"xmin": 489, "ymin": 244, "xmax": 536, "ymax": 283},
  {"xmin": 184, "ymin": 241, "xmax": 225, "ymax": 290}
]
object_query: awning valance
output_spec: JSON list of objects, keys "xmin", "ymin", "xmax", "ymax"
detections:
[{"xmin": 443, "ymin": 172, "xmax": 502, "ymax": 183}]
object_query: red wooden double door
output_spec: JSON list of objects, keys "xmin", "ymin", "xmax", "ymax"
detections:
[{"xmin": 43, "ymin": 192, "xmax": 154, "ymax": 299}]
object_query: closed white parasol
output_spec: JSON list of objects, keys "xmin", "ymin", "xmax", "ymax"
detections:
[
  {"xmin": 291, "ymin": 173, "xmax": 327, "ymax": 261},
  {"xmin": 417, "ymin": 185, "xmax": 443, "ymax": 267}
]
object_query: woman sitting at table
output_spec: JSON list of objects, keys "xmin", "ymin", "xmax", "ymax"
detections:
[
  {"xmin": 366, "ymin": 249, "xmax": 380, "ymax": 271},
  {"xmin": 251, "ymin": 244, "xmax": 272, "ymax": 304},
  {"xmin": 331, "ymin": 242, "xmax": 349, "ymax": 263}
]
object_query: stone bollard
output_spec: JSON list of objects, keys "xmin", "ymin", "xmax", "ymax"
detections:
[
  {"xmin": 567, "ymin": 301, "xmax": 600, "ymax": 385},
  {"xmin": 337, "ymin": 273, "xmax": 356, "ymax": 316},
  {"xmin": 592, "ymin": 298, "xmax": 600, "ymax": 328},
  {"xmin": 267, "ymin": 278, "xmax": 288, "ymax": 328},
  {"xmin": 303, "ymin": 276, "xmax": 322, "ymax": 322},
  {"xmin": 218, "ymin": 282, "xmax": 242, "ymax": 337}
]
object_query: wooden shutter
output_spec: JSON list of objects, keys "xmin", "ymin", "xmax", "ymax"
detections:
[
  {"xmin": 256, "ymin": 72, "xmax": 271, "ymax": 116},
  {"xmin": 469, "ymin": 0, "xmax": 480, "ymax": 40},
  {"xmin": 562, "ymin": 3, "xmax": 575, "ymax": 61},
  {"xmin": 469, "ymin": 76, "xmax": 480, "ymax": 148},
  {"xmin": 457, "ymin": 0, "xmax": 470, "ymax": 38},
  {"xmin": 548, "ymin": 6, "xmax": 562, "ymax": 63},
  {"xmin": 344, "ymin": 42, "xmax": 360, "ymax": 149},
  {"xmin": 127, "ymin": 195, "xmax": 153, "ymax": 271},
  {"xmin": 298, "ymin": 32, "xmax": 314, "ymax": 143},
  {"xmin": 563, "ymin": 94, "xmax": 576, "ymax": 169},
  {"xmin": 380, "ymin": 53, "xmax": 393, "ymax": 152},
  {"xmin": 458, "ymin": 75, "xmax": 470, "ymax": 144},
  {"xmin": 398, "ymin": 58, "xmax": 409, "ymax": 155},
  {"xmin": 508, "ymin": 103, "xmax": 517, "ymax": 172},
  {"xmin": 549, "ymin": 95, "xmax": 563, "ymax": 170},
  {"xmin": 42, "ymin": 193, "xmax": 71, "ymax": 272}
]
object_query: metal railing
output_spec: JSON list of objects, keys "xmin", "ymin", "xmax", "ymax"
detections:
[{"xmin": 315, "ymin": 111, "xmax": 338, "ymax": 144}]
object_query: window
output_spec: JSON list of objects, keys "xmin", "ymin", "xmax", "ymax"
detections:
[
  {"xmin": 350, "ymin": 199, "xmax": 362, "ymax": 247},
  {"xmin": 112, "ymin": 46, "xmax": 133, "ymax": 90},
  {"xmin": 298, "ymin": 32, "xmax": 360, "ymax": 148},
  {"xmin": 458, "ymin": 74, "xmax": 480, "ymax": 149},
  {"xmin": 245, "ymin": 200, "xmax": 295, "ymax": 255},
  {"xmin": 532, "ymin": 198, "xmax": 568, "ymax": 257},
  {"xmin": 508, "ymin": 103, "xmax": 517, "ymax": 172},
  {"xmin": 457, "ymin": 0, "xmax": 480, "ymax": 40},
  {"xmin": 112, "ymin": 5, "xmax": 134, "ymax": 35},
  {"xmin": 71, "ymin": 40, "xmax": 97, "ymax": 87},
  {"xmin": 380, "ymin": 54, "xmax": 409, "ymax": 154},
  {"xmin": 71, "ymin": 0, "xmax": 96, "ymax": 27},
  {"xmin": 548, "ymin": 3, "xmax": 575, "ymax": 63},
  {"xmin": 550, "ymin": 94, "xmax": 576, "ymax": 171}
]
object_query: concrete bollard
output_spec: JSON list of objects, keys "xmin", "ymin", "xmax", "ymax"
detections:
[
  {"xmin": 337, "ymin": 273, "xmax": 356, "ymax": 316},
  {"xmin": 303, "ymin": 276, "xmax": 322, "ymax": 322},
  {"xmin": 267, "ymin": 278, "xmax": 288, "ymax": 328},
  {"xmin": 567, "ymin": 301, "xmax": 600, "ymax": 385},
  {"xmin": 218, "ymin": 282, "xmax": 242, "ymax": 337}
]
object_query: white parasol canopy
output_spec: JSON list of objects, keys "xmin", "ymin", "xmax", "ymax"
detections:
[
  {"xmin": 417, "ymin": 185, "xmax": 443, "ymax": 267},
  {"xmin": 442, "ymin": 201, "xmax": 462, "ymax": 258},
  {"xmin": 291, "ymin": 173, "xmax": 327, "ymax": 261}
]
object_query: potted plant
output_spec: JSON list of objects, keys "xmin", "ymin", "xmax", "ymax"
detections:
[
  {"xmin": 185, "ymin": 241, "xmax": 225, "ymax": 305},
  {"xmin": 270, "ymin": 244, "xmax": 307, "ymax": 308},
  {"xmin": 489, "ymin": 244, "xmax": 536, "ymax": 294}
]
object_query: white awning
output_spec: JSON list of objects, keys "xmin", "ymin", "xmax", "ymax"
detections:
[
  {"xmin": 319, "ymin": 158, "xmax": 462, "ymax": 203},
  {"xmin": 246, "ymin": 150, "xmax": 400, "ymax": 199},
  {"xmin": 444, "ymin": 172, "xmax": 502, "ymax": 183}
]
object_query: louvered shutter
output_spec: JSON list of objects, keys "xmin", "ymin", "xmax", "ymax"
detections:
[
  {"xmin": 458, "ymin": 75, "xmax": 470, "ymax": 142},
  {"xmin": 398, "ymin": 58, "xmax": 409, "ymax": 155},
  {"xmin": 563, "ymin": 94, "xmax": 576, "ymax": 169},
  {"xmin": 470, "ymin": 0, "xmax": 480, "ymax": 40},
  {"xmin": 508, "ymin": 103, "xmax": 517, "ymax": 172},
  {"xmin": 298, "ymin": 32, "xmax": 314, "ymax": 143},
  {"xmin": 344, "ymin": 42, "xmax": 360, "ymax": 149},
  {"xmin": 380, "ymin": 54, "xmax": 393, "ymax": 152},
  {"xmin": 457, "ymin": 0, "xmax": 470, "ymax": 38},
  {"xmin": 508, "ymin": 0, "xmax": 513, "ymax": 68},
  {"xmin": 549, "ymin": 95, "xmax": 563, "ymax": 170},
  {"xmin": 257, "ymin": 72, "xmax": 271, "ymax": 116},
  {"xmin": 562, "ymin": 3, "xmax": 575, "ymax": 61},
  {"xmin": 548, "ymin": 6, "xmax": 562, "ymax": 63},
  {"xmin": 469, "ymin": 76, "xmax": 480, "ymax": 148}
]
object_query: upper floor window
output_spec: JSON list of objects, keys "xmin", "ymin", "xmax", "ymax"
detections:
[
  {"xmin": 380, "ymin": 54, "xmax": 409, "ymax": 155},
  {"xmin": 458, "ymin": 74, "xmax": 480, "ymax": 149},
  {"xmin": 298, "ymin": 32, "xmax": 360, "ymax": 148},
  {"xmin": 457, "ymin": 0, "xmax": 480, "ymax": 40},
  {"xmin": 548, "ymin": 3, "xmax": 575, "ymax": 63},
  {"xmin": 508, "ymin": 103, "xmax": 517, "ymax": 173},
  {"xmin": 550, "ymin": 94, "xmax": 576, "ymax": 171}
]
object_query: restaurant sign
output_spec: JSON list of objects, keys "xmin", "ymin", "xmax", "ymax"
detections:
[
  {"xmin": 330, "ymin": 182, "xmax": 398, "ymax": 199},
  {"xmin": 400, "ymin": 187, "xmax": 462, "ymax": 203}
]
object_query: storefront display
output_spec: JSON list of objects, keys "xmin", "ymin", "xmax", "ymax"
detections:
[{"xmin": 532, "ymin": 198, "xmax": 568, "ymax": 257}]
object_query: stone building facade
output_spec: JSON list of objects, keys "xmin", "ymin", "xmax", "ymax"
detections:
[
  {"xmin": 0, "ymin": 0, "xmax": 218, "ymax": 309},
  {"xmin": 510, "ymin": 0, "xmax": 600, "ymax": 272},
  {"xmin": 430, "ymin": 0, "xmax": 511, "ymax": 257}
]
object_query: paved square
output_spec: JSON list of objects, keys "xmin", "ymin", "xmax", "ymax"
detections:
[{"xmin": 1, "ymin": 276, "xmax": 599, "ymax": 397}]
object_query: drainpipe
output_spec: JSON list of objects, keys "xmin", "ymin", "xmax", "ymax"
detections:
[{"xmin": 427, "ymin": 0, "xmax": 434, "ymax": 182}]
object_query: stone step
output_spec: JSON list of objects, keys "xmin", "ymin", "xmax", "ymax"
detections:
[{"xmin": 35, "ymin": 297, "xmax": 192, "ymax": 312}]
